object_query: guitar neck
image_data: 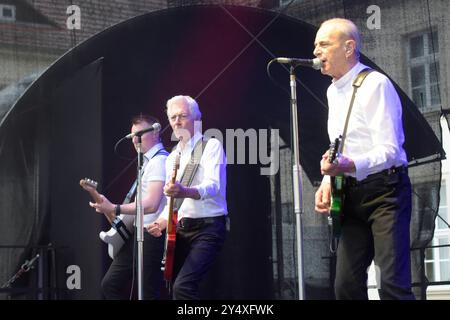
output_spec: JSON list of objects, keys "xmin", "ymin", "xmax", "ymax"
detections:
[
  {"xmin": 80, "ymin": 179, "xmax": 115, "ymax": 225},
  {"xmin": 86, "ymin": 188, "xmax": 103, "ymax": 204},
  {"xmin": 166, "ymin": 161, "xmax": 179, "ymax": 230}
]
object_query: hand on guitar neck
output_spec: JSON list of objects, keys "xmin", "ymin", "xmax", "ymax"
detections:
[
  {"xmin": 320, "ymin": 151, "xmax": 356, "ymax": 176},
  {"xmin": 163, "ymin": 181, "xmax": 201, "ymax": 200},
  {"xmin": 79, "ymin": 178, "xmax": 116, "ymax": 224}
]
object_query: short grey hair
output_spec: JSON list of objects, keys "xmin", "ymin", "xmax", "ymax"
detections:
[
  {"xmin": 321, "ymin": 18, "xmax": 361, "ymax": 58},
  {"xmin": 166, "ymin": 95, "xmax": 202, "ymax": 120}
]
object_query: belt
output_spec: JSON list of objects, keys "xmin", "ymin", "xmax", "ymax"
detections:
[
  {"xmin": 345, "ymin": 165, "xmax": 407, "ymax": 187},
  {"xmin": 177, "ymin": 215, "xmax": 226, "ymax": 231}
]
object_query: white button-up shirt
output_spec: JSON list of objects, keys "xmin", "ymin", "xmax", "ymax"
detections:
[
  {"xmin": 141, "ymin": 142, "xmax": 167, "ymax": 226},
  {"xmin": 162, "ymin": 132, "xmax": 228, "ymax": 221},
  {"xmin": 326, "ymin": 62, "xmax": 408, "ymax": 181}
]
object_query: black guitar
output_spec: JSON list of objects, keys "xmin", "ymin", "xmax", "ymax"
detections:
[{"xmin": 328, "ymin": 136, "xmax": 344, "ymax": 240}]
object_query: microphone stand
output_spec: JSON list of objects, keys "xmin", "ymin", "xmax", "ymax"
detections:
[
  {"xmin": 135, "ymin": 136, "xmax": 144, "ymax": 300},
  {"xmin": 1, "ymin": 254, "xmax": 40, "ymax": 289},
  {"xmin": 289, "ymin": 65, "xmax": 305, "ymax": 300}
]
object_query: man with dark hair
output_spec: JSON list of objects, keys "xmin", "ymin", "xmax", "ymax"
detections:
[{"xmin": 89, "ymin": 114, "xmax": 168, "ymax": 299}]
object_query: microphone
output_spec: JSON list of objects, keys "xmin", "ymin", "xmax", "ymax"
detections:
[
  {"xmin": 274, "ymin": 57, "xmax": 322, "ymax": 70},
  {"xmin": 126, "ymin": 122, "xmax": 161, "ymax": 139}
]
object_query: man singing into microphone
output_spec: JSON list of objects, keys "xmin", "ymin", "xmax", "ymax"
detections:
[
  {"xmin": 89, "ymin": 114, "xmax": 169, "ymax": 299},
  {"xmin": 313, "ymin": 18, "xmax": 415, "ymax": 300}
]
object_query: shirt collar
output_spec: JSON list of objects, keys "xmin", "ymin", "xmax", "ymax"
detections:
[
  {"xmin": 143, "ymin": 142, "xmax": 164, "ymax": 161},
  {"xmin": 177, "ymin": 131, "xmax": 203, "ymax": 155},
  {"xmin": 332, "ymin": 62, "xmax": 366, "ymax": 89}
]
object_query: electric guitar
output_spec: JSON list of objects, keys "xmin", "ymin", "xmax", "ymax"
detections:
[
  {"xmin": 79, "ymin": 178, "xmax": 134, "ymax": 259},
  {"xmin": 162, "ymin": 152, "xmax": 181, "ymax": 284},
  {"xmin": 328, "ymin": 137, "xmax": 344, "ymax": 240}
]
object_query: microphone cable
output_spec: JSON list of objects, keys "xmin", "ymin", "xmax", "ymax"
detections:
[{"xmin": 266, "ymin": 58, "xmax": 292, "ymax": 96}]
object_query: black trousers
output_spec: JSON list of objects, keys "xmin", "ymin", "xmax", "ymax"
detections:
[
  {"xmin": 171, "ymin": 215, "xmax": 226, "ymax": 300},
  {"xmin": 334, "ymin": 169, "xmax": 416, "ymax": 300},
  {"xmin": 101, "ymin": 230, "xmax": 165, "ymax": 300}
]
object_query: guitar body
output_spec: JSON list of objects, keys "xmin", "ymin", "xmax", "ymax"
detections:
[
  {"xmin": 330, "ymin": 175, "xmax": 344, "ymax": 239},
  {"xmin": 99, "ymin": 214, "xmax": 134, "ymax": 259},
  {"xmin": 162, "ymin": 152, "xmax": 181, "ymax": 285},
  {"xmin": 80, "ymin": 178, "xmax": 134, "ymax": 259},
  {"xmin": 163, "ymin": 209, "xmax": 177, "ymax": 282},
  {"xmin": 328, "ymin": 137, "xmax": 345, "ymax": 240}
]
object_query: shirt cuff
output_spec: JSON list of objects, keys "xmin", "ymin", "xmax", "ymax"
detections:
[{"xmin": 352, "ymin": 156, "xmax": 370, "ymax": 181}]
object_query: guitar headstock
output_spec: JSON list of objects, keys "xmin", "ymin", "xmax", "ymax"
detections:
[
  {"xmin": 79, "ymin": 178, "xmax": 98, "ymax": 192},
  {"xmin": 328, "ymin": 136, "xmax": 342, "ymax": 164}
]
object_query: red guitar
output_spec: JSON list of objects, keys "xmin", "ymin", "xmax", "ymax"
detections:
[{"xmin": 162, "ymin": 152, "xmax": 181, "ymax": 284}]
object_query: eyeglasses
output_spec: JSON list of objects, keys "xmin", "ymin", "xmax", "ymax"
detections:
[{"xmin": 169, "ymin": 114, "xmax": 190, "ymax": 122}]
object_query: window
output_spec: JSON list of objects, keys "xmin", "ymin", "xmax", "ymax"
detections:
[
  {"xmin": 425, "ymin": 182, "xmax": 450, "ymax": 282},
  {"xmin": 0, "ymin": 4, "xmax": 16, "ymax": 22},
  {"xmin": 408, "ymin": 31, "xmax": 440, "ymax": 111}
]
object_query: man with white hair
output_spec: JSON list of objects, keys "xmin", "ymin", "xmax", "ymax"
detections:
[
  {"xmin": 148, "ymin": 95, "xmax": 227, "ymax": 300},
  {"xmin": 313, "ymin": 18, "xmax": 415, "ymax": 300}
]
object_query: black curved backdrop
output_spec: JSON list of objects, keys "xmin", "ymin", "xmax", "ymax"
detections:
[{"xmin": 1, "ymin": 5, "xmax": 443, "ymax": 299}]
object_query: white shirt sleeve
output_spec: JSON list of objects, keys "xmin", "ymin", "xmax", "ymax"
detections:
[
  {"xmin": 351, "ymin": 74, "xmax": 405, "ymax": 180},
  {"xmin": 142, "ymin": 155, "xmax": 166, "ymax": 183},
  {"xmin": 192, "ymin": 138, "xmax": 227, "ymax": 200}
]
